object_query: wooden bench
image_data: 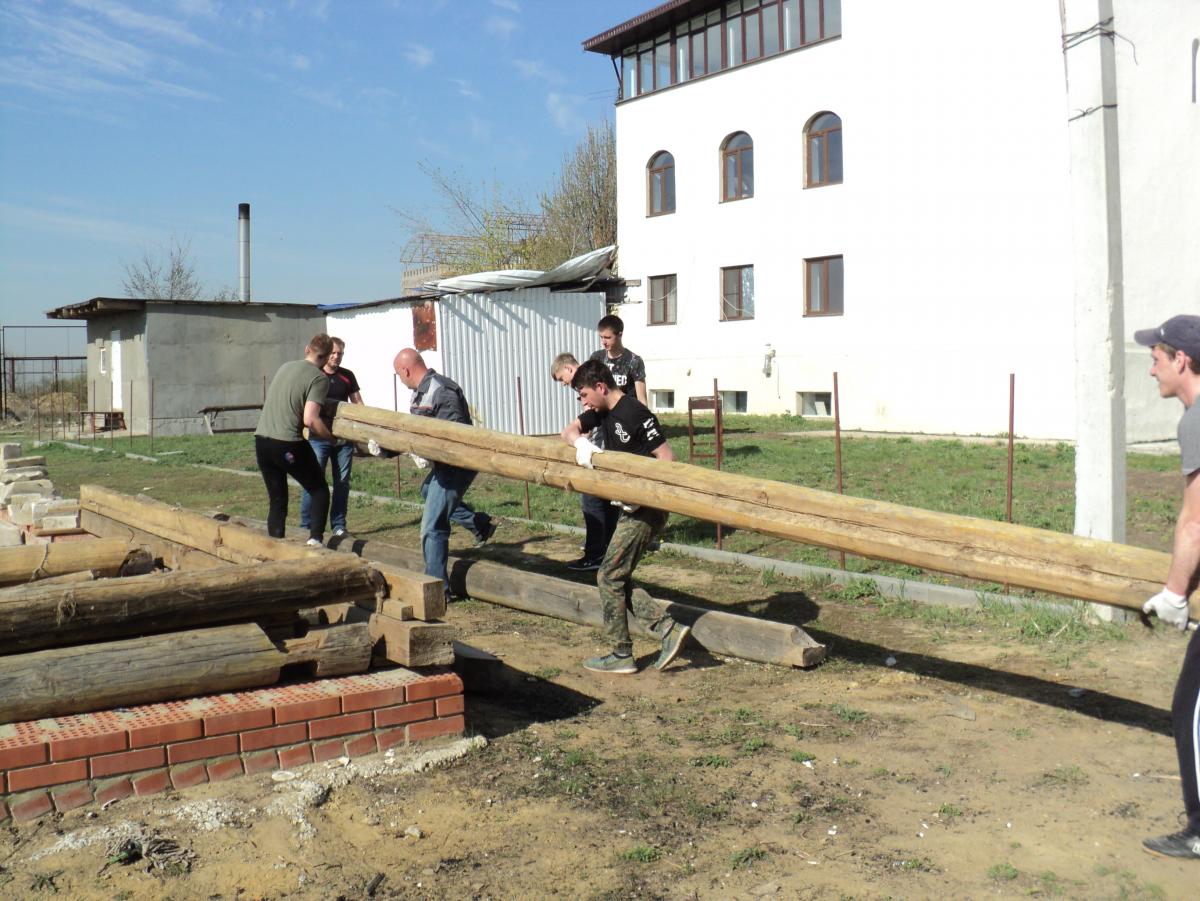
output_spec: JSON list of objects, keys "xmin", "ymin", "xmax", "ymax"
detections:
[
  {"xmin": 197, "ymin": 404, "xmax": 263, "ymax": 435},
  {"xmin": 78, "ymin": 410, "xmax": 125, "ymax": 433}
]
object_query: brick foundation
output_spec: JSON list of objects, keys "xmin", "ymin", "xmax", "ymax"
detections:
[{"xmin": 0, "ymin": 668, "xmax": 464, "ymax": 823}]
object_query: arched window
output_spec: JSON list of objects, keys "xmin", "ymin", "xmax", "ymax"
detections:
[
  {"xmin": 806, "ymin": 112, "xmax": 842, "ymax": 187},
  {"xmin": 647, "ymin": 151, "xmax": 675, "ymax": 216},
  {"xmin": 721, "ymin": 132, "xmax": 753, "ymax": 201}
]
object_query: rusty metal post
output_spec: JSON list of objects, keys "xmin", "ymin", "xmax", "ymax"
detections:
[
  {"xmin": 834, "ymin": 372, "xmax": 845, "ymax": 570},
  {"xmin": 129, "ymin": 379, "xmax": 134, "ymax": 449},
  {"xmin": 90, "ymin": 380, "xmax": 96, "ymax": 444},
  {"xmin": 149, "ymin": 378, "xmax": 155, "ymax": 454},
  {"xmin": 109, "ymin": 382, "xmax": 114, "ymax": 451},
  {"xmin": 1006, "ymin": 373, "xmax": 1015, "ymax": 523},
  {"xmin": 516, "ymin": 376, "xmax": 531, "ymax": 519},
  {"xmin": 713, "ymin": 378, "xmax": 723, "ymax": 550},
  {"xmin": 262, "ymin": 374, "xmax": 267, "ymax": 403}
]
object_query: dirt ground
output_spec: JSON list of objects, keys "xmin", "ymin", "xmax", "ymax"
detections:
[{"xmin": 1, "ymin": 518, "xmax": 1196, "ymax": 901}]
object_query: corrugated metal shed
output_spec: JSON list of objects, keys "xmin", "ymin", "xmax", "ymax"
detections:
[{"xmin": 325, "ymin": 287, "xmax": 605, "ymax": 435}]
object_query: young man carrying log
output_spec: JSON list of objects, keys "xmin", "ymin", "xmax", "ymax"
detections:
[
  {"xmin": 390, "ymin": 348, "xmax": 495, "ymax": 596},
  {"xmin": 552, "ymin": 352, "xmax": 619, "ymax": 571},
  {"xmin": 1135, "ymin": 314, "xmax": 1200, "ymax": 861},
  {"xmin": 562, "ymin": 359, "xmax": 690, "ymax": 674},
  {"xmin": 254, "ymin": 334, "xmax": 334, "ymax": 547}
]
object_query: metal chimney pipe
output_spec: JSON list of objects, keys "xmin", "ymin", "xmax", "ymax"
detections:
[{"xmin": 238, "ymin": 202, "xmax": 251, "ymax": 302}]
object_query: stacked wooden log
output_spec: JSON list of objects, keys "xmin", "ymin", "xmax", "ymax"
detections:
[
  {"xmin": 0, "ymin": 487, "xmax": 459, "ymax": 725},
  {"xmin": 332, "ymin": 404, "xmax": 1187, "ymax": 618}
]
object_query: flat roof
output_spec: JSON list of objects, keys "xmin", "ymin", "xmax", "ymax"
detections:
[
  {"xmin": 582, "ymin": 0, "xmax": 710, "ymax": 55},
  {"xmin": 46, "ymin": 298, "xmax": 321, "ymax": 320}
]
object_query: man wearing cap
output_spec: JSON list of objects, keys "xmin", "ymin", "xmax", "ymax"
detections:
[{"xmin": 1134, "ymin": 314, "xmax": 1200, "ymax": 860}]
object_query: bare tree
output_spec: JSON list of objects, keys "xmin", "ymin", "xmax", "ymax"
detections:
[
  {"xmin": 395, "ymin": 120, "xmax": 616, "ymax": 279},
  {"xmin": 121, "ymin": 236, "xmax": 230, "ymax": 300}
]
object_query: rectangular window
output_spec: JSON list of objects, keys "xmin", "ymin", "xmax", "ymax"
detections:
[
  {"xmin": 783, "ymin": 0, "xmax": 800, "ymax": 49},
  {"xmin": 621, "ymin": 53, "xmax": 637, "ymax": 99},
  {"xmin": 655, "ymin": 37, "xmax": 672, "ymax": 89},
  {"xmin": 721, "ymin": 265, "xmax": 754, "ymax": 320},
  {"xmin": 638, "ymin": 49, "xmax": 654, "ymax": 95},
  {"xmin": 649, "ymin": 274, "xmax": 677, "ymax": 325},
  {"xmin": 825, "ymin": 0, "xmax": 841, "ymax": 37},
  {"xmin": 762, "ymin": 1, "xmax": 781, "ymax": 55},
  {"xmin": 720, "ymin": 390, "xmax": 748, "ymax": 413},
  {"xmin": 745, "ymin": 10, "xmax": 761, "ymax": 60},
  {"xmin": 651, "ymin": 389, "xmax": 675, "ymax": 411},
  {"xmin": 805, "ymin": 255, "xmax": 843, "ymax": 315},
  {"xmin": 726, "ymin": 15, "xmax": 743, "ymax": 67},
  {"xmin": 706, "ymin": 22, "xmax": 722, "ymax": 72},
  {"xmin": 797, "ymin": 391, "xmax": 832, "ymax": 416},
  {"xmin": 675, "ymin": 36, "xmax": 690, "ymax": 83}
]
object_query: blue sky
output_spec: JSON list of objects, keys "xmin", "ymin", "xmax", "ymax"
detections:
[{"xmin": 0, "ymin": 0, "xmax": 646, "ymax": 351}]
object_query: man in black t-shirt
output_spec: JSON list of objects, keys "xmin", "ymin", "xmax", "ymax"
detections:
[
  {"xmin": 589, "ymin": 314, "xmax": 648, "ymax": 405},
  {"xmin": 300, "ymin": 337, "xmax": 363, "ymax": 538},
  {"xmin": 562, "ymin": 359, "xmax": 690, "ymax": 674}
]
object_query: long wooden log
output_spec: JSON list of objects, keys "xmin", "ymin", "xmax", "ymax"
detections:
[
  {"xmin": 78, "ymin": 488, "xmax": 445, "ymax": 617},
  {"xmin": 0, "ymin": 555, "xmax": 383, "ymax": 653},
  {"xmin": 331, "ymin": 536, "xmax": 825, "ymax": 668},
  {"xmin": 333, "ymin": 404, "xmax": 1182, "ymax": 615},
  {"xmin": 0, "ymin": 621, "xmax": 372, "ymax": 723},
  {"xmin": 0, "ymin": 539, "xmax": 153, "ymax": 587}
]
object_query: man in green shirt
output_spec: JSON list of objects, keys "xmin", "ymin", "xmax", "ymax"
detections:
[{"xmin": 254, "ymin": 334, "xmax": 335, "ymax": 546}]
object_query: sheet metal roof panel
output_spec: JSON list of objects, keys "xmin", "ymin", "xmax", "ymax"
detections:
[{"xmin": 582, "ymin": 0, "xmax": 709, "ymax": 55}]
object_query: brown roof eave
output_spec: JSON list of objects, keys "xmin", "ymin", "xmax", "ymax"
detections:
[{"xmin": 582, "ymin": 0, "xmax": 710, "ymax": 56}]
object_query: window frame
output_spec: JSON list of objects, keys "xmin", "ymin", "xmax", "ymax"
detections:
[
  {"xmin": 648, "ymin": 273, "xmax": 678, "ymax": 326},
  {"xmin": 804, "ymin": 255, "xmax": 843, "ymax": 317},
  {"xmin": 720, "ymin": 264, "xmax": 755, "ymax": 321},
  {"xmin": 805, "ymin": 111, "xmax": 842, "ymax": 188},
  {"xmin": 721, "ymin": 132, "xmax": 754, "ymax": 202},
  {"xmin": 646, "ymin": 151, "xmax": 676, "ymax": 217}
]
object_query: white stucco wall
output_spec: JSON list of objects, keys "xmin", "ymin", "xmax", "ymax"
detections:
[
  {"xmin": 614, "ymin": 2, "xmax": 1084, "ymax": 438},
  {"xmin": 1112, "ymin": 0, "xmax": 1200, "ymax": 441}
]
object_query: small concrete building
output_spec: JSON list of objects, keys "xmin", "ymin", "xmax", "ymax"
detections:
[{"xmin": 46, "ymin": 298, "xmax": 325, "ymax": 435}]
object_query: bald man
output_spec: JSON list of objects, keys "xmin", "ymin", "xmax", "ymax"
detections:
[{"xmin": 393, "ymin": 348, "xmax": 495, "ymax": 595}]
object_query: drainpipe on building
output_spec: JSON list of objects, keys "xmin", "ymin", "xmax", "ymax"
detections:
[
  {"xmin": 238, "ymin": 203, "xmax": 251, "ymax": 303},
  {"xmin": 1060, "ymin": 0, "xmax": 1127, "ymax": 620}
]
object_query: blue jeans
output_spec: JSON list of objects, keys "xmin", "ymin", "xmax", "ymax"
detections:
[
  {"xmin": 300, "ymin": 439, "xmax": 354, "ymax": 533},
  {"xmin": 420, "ymin": 465, "xmax": 488, "ymax": 592}
]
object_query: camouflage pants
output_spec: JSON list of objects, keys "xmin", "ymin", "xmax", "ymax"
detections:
[{"xmin": 596, "ymin": 506, "xmax": 669, "ymax": 656}]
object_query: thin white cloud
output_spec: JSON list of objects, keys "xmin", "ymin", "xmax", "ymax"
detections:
[
  {"xmin": 514, "ymin": 58, "xmax": 561, "ymax": 83},
  {"xmin": 66, "ymin": 0, "xmax": 208, "ymax": 48},
  {"xmin": 484, "ymin": 16, "xmax": 517, "ymax": 40},
  {"xmin": 490, "ymin": 0, "xmax": 520, "ymax": 12},
  {"xmin": 0, "ymin": 202, "xmax": 163, "ymax": 246},
  {"xmin": 403, "ymin": 43, "xmax": 434, "ymax": 69},
  {"xmin": 468, "ymin": 115, "xmax": 491, "ymax": 141},
  {"xmin": 175, "ymin": 0, "xmax": 220, "ymax": 18},
  {"xmin": 546, "ymin": 92, "xmax": 585, "ymax": 133},
  {"xmin": 450, "ymin": 78, "xmax": 478, "ymax": 100},
  {"xmin": 297, "ymin": 87, "xmax": 345, "ymax": 110}
]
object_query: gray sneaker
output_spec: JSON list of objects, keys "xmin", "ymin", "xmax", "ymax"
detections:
[
  {"xmin": 1142, "ymin": 830, "xmax": 1200, "ymax": 859},
  {"xmin": 654, "ymin": 621, "xmax": 692, "ymax": 670},
  {"xmin": 583, "ymin": 653, "xmax": 637, "ymax": 675}
]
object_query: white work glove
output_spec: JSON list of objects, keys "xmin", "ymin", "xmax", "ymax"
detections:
[
  {"xmin": 610, "ymin": 499, "xmax": 641, "ymax": 514},
  {"xmin": 1143, "ymin": 588, "xmax": 1190, "ymax": 631},
  {"xmin": 573, "ymin": 436, "xmax": 603, "ymax": 468},
  {"xmin": 367, "ymin": 439, "xmax": 383, "ymax": 457},
  {"xmin": 409, "ymin": 453, "xmax": 429, "ymax": 470}
]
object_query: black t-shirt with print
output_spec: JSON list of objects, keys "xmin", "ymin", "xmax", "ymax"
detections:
[
  {"xmin": 588, "ymin": 348, "xmax": 646, "ymax": 392},
  {"xmin": 319, "ymin": 366, "xmax": 360, "ymax": 428},
  {"xmin": 577, "ymin": 395, "xmax": 665, "ymax": 459}
]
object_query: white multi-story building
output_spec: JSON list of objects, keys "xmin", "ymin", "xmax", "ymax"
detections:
[{"xmin": 584, "ymin": 0, "xmax": 1199, "ymax": 447}]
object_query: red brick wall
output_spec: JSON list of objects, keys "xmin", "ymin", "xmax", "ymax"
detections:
[{"xmin": 0, "ymin": 669, "xmax": 464, "ymax": 823}]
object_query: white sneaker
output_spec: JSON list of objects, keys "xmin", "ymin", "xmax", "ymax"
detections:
[{"xmin": 305, "ymin": 538, "xmax": 323, "ymax": 547}]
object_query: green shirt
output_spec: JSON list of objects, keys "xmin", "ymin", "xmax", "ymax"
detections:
[{"xmin": 255, "ymin": 359, "xmax": 329, "ymax": 442}]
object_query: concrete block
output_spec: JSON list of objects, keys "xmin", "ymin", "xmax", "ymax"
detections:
[
  {"xmin": 0, "ymin": 480, "xmax": 54, "ymax": 503},
  {"xmin": 7, "ymin": 495, "xmax": 43, "ymax": 525},
  {"xmin": 0, "ymin": 521, "xmax": 22, "ymax": 546},
  {"xmin": 0, "ymin": 443, "xmax": 21, "ymax": 460},
  {"xmin": 41, "ymin": 514, "xmax": 81, "ymax": 530},
  {"xmin": 1, "ymin": 468, "xmax": 48, "ymax": 484},
  {"xmin": 0, "ymin": 455, "xmax": 46, "ymax": 470},
  {"xmin": 30, "ymin": 498, "xmax": 79, "ymax": 526}
]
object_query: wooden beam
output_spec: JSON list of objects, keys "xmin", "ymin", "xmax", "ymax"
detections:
[
  {"xmin": 369, "ymin": 562, "xmax": 445, "ymax": 621},
  {"xmin": 81, "ymin": 509, "xmax": 229, "ymax": 572},
  {"xmin": 332, "ymin": 404, "xmax": 1180, "ymax": 614},
  {"xmin": 0, "ymin": 539, "xmax": 153, "ymax": 587},
  {"xmin": 306, "ymin": 602, "xmax": 454, "ymax": 667},
  {"xmin": 0, "ymin": 555, "xmax": 383, "ymax": 654},
  {"xmin": 0, "ymin": 621, "xmax": 372, "ymax": 723},
  {"xmin": 337, "ymin": 537, "xmax": 825, "ymax": 669}
]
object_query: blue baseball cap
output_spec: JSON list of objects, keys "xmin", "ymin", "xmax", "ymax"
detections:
[{"xmin": 1133, "ymin": 314, "xmax": 1200, "ymax": 360}]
